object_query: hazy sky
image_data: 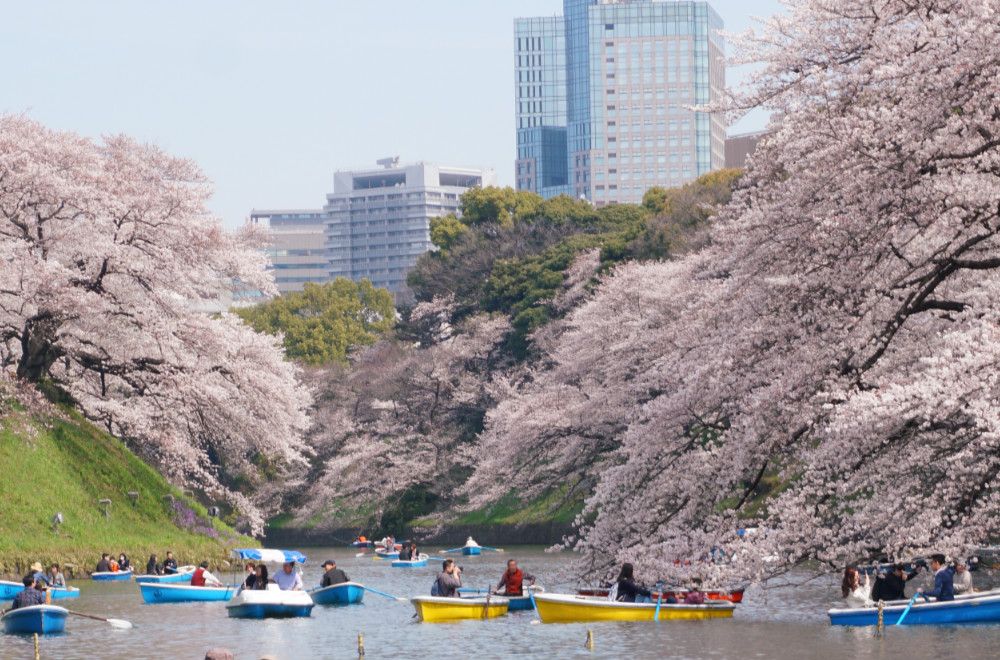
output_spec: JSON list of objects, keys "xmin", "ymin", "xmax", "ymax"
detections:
[{"xmin": 2, "ymin": 1, "xmax": 783, "ymax": 227}]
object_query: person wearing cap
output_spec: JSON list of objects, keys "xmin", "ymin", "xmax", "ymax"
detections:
[
  {"xmin": 29, "ymin": 562, "xmax": 48, "ymax": 587},
  {"xmin": 319, "ymin": 560, "xmax": 349, "ymax": 588},
  {"xmin": 274, "ymin": 561, "xmax": 304, "ymax": 591},
  {"xmin": 953, "ymin": 559, "xmax": 973, "ymax": 595}
]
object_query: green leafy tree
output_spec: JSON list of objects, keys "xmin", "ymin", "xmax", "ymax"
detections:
[
  {"xmin": 430, "ymin": 214, "xmax": 470, "ymax": 252},
  {"xmin": 459, "ymin": 186, "xmax": 543, "ymax": 227},
  {"xmin": 235, "ymin": 279, "xmax": 395, "ymax": 365}
]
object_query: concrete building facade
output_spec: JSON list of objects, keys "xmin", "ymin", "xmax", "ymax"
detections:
[
  {"xmin": 252, "ymin": 159, "xmax": 495, "ymax": 298},
  {"xmin": 516, "ymin": 0, "xmax": 726, "ymax": 205}
]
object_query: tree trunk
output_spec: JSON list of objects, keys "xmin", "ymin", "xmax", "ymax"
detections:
[{"xmin": 16, "ymin": 314, "xmax": 63, "ymax": 382}]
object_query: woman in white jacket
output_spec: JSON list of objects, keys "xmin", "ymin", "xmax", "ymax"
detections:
[{"xmin": 841, "ymin": 566, "xmax": 872, "ymax": 608}]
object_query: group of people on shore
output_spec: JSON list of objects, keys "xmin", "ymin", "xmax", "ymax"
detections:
[{"xmin": 841, "ymin": 553, "xmax": 976, "ymax": 607}]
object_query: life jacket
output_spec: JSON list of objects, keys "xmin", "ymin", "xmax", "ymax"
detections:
[
  {"xmin": 109, "ymin": 560, "xmax": 119, "ymax": 572},
  {"xmin": 503, "ymin": 569, "xmax": 525, "ymax": 596},
  {"xmin": 191, "ymin": 567, "xmax": 207, "ymax": 587}
]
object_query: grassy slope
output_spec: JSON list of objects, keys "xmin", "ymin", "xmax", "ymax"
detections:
[{"xmin": 0, "ymin": 404, "xmax": 249, "ymax": 576}]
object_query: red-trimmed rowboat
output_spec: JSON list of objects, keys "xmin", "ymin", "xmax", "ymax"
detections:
[{"xmin": 576, "ymin": 587, "xmax": 744, "ymax": 604}]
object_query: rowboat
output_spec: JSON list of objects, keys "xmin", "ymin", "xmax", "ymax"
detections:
[
  {"xmin": 92, "ymin": 569, "xmax": 133, "ymax": 581},
  {"xmin": 533, "ymin": 593, "xmax": 736, "ymax": 623},
  {"xmin": 139, "ymin": 582, "xmax": 235, "ymax": 604},
  {"xmin": 134, "ymin": 566, "xmax": 196, "ymax": 584},
  {"xmin": 374, "ymin": 549, "xmax": 400, "ymax": 560},
  {"xmin": 311, "ymin": 581, "xmax": 365, "ymax": 605},
  {"xmin": 577, "ymin": 587, "xmax": 745, "ymax": 604},
  {"xmin": 1, "ymin": 605, "xmax": 69, "ymax": 635},
  {"xmin": 411, "ymin": 596, "xmax": 509, "ymax": 623},
  {"xmin": 391, "ymin": 554, "xmax": 429, "ymax": 568},
  {"xmin": 351, "ymin": 541, "xmax": 373, "ymax": 548},
  {"xmin": 829, "ymin": 589, "xmax": 1000, "ymax": 626},
  {"xmin": 462, "ymin": 546, "xmax": 482, "ymax": 556},
  {"xmin": 226, "ymin": 585, "xmax": 314, "ymax": 618},
  {"xmin": 0, "ymin": 581, "xmax": 79, "ymax": 601}
]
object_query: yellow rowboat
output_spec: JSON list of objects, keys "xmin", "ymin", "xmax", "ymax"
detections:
[
  {"xmin": 411, "ymin": 596, "xmax": 509, "ymax": 623},
  {"xmin": 533, "ymin": 593, "xmax": 736, "ymax": 623}
]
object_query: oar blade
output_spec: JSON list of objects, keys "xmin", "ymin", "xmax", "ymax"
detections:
[{"xmin": 107, "ymin": 618, "xmax": 133, "ymax": 629}]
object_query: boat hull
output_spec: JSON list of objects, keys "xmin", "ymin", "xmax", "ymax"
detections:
[
  {"xmin": 374, "ymin": 551, "xmax": 399, "ymax": 560},
  {"xmin": 411, "ymin": 596, "xmax": 509, "ymax": 622},
  {"xmin": 311, "ymin": 582, "xmax": 365, "ymax": 606},
  {"xmin": 507, "ymin": 595, "xmax": 535, "ymax": 611},
  {"xmin": 139, "ymin": 582, "xmax": 235, "ymax": 604},
  {"xmin": 391, "ymin": 555, "xmax": 428, "ymax": 568},
  {"xmin": 534, "ymin": 593, "xmax": 735, "ymax": 623},
  {"xmin": 829, "ymin": 592, "xmax": 1000, "ymax": 626},
  {"xmin": 0, "ymin": 581, "xmax": 79, "ymax": 601},
  {"xmin": 351, "ymin": 541, "xmax": 372, "ymax": 548},
  {"xmin": 1, "ymin": 605, "xmax": 68, "ymax": 635},
  {"xmin": 91, "ymin": 569, "xmax": 133, "ymax": 581},
  {"xmin": 226, "ymin": 588, "xmax": 314, "ymax": 619},
  {"xmin": 461, "ymin": 546, "xmax": 482, "ymax": 556},
  {"xmin": 134, "ymin": 567, "xmax": 196, "ymax": 584}
]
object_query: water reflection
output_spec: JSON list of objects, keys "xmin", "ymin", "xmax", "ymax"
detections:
[{"xmin": 1, "ymin": 547, "xmax": 996, "ymax": 659}]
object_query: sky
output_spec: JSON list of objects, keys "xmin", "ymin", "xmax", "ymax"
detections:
[{"xmin": 2, "ymin": 0, "xmax": 784, "ymax": 227}]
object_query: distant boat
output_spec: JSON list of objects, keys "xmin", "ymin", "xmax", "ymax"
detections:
[
  {"xmin": 1, "ymin": 605, "xmax": 69, "ymax": 635},
  {"xmin": 134, "ymin": 566, "xmax": 196, "ymax": 584},
  {"xmin": 411, "ymin": 596, "xmax": 509, "ymax": 622},
  {"xmin": 577, "ymin": 587, "xmax": 745, "ymax": 604},
  {"xmin": 311, "ymin": 582, "xmax": 365, "ymax": 606},
  {"xmin": 350, "ymin": 540, "xmax": 373, "ymax": 548},
  {"xmin": 374, "ymin": 549, "xmax": 400, "ymax": 560},
  {"xmin": 0, "ymin": 581, "xmax": 79, "ymax": 601},
  {"xmin": 391, "ymin": 554, "xmax": 429, "ymax": 568},
  {"xmin": 829, "ymin": 589, "xmax": 1000, "ymax": 626},
  {"xmin": 139, "ymin": 582, "xmax": 235, "ymax": 604},
  {"xmin": 92, "ymin": 569, "xmax": 133, "ymax": 582},
  {"xmin": 226, "ymin": 585, "xmax": 314, "ymax": 619},
  {"xmin": 533, "ymin": 593, "xmax": 736, "ymax": 623}
]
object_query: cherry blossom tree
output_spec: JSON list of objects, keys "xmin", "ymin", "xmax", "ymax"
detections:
[
  {"xmin": 467, "ymin": 0, "xmax": 1000, "ymax": 584},
  {"xmin": 0, "ymin": 115, "xmax": 310, "ymax": 533}
]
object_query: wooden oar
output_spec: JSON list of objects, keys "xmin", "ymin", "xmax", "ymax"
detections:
[
  {"xmin": 66, "ymin": 610, "xmax": 133, "ymax": 629},
  {"xmin": 363, "ymin": 586, "xmax": 407, "ymax": 602},
  {"xmin": 894, "ymin": 593, "xmax": 921, "ymax": 626}
]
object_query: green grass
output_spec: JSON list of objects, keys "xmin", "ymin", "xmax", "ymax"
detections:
[
  {"xmin": 454, "ymin": 487, "xmax": 584, "ymax": 526},
  {"xmin": 0, "ymin": 404, "xmax": 251, "ymax": 576}
]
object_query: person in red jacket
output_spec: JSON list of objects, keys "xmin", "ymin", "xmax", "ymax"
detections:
[
  {"xmin": 190, "ymin": 561, "xmax": 222, "ymax": 587},
  {"xmin": 495, "ymin": 559, "xmax": 536, "ymax": 597}
]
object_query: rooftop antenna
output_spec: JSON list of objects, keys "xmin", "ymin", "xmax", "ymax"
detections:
[{"xmin": 376, "ymin": 156, "xmax": 400, "ymax": 169}]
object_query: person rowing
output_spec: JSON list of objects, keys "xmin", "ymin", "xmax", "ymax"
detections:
[
  {"xmin": 319, "ymin": 559, "xmax": 349, "ymax": 587},
  {"xmin": 610, "ymin": 563, "xmax": 652, "ymax": 603},
  {"xmin": 918, "ymin": 553, "xmax": 955, "ymax": 602},
  {"xmin": 190, "ymin": 561, "xmax": 222, "ymax": 587},
  {"xmin": 495, "ymin": 559, "xmax": 536, "ymax": 597}
]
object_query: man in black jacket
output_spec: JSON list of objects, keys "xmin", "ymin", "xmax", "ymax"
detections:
[
  {"xmin": 319, "ymin": 560, "xmax": 349, "ymax": 587},
  {"xmin": 872, "ymin": 563, "xmax": 920, "ymax": 602}
]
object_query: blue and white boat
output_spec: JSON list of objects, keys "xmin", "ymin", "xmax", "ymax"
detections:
[
  {"xmin": 91, "ymin": 569, "xmax": 133, "ymax": 582},
  {"xmin": 139, "ymin": 582, "xmax": 235, "ymax": 604},
  {"xmin": 374, "ymin": 549, "xmax": 400, "ymax": 560},
  {"xmin": 0, "ymin": 581, "xmax": 79, "ymax": 601},
  {"xmin": 391, "ymin": 554, "xmax": 429, "ymax": 568},
  {"xmin": 1, "ymin": 605, "xmax": 69, "ymax": 635},
  {"xmin": 463, "ymin": 546, "xmax": 482, "ymax": 556},
  {"xmin": 311, "ymin": 581, "xmax": 365, "ymax": 606},
  {"xmin": 134, "ymin": 566, "xmax": 196, "ymax": 584},
  {"xmin": 829, "ymin": 589, "xmax": 1000, "ymax": 626},
  {"xmin": 225, "ymin": 548, "xmax": 313, "ymax": 619}
]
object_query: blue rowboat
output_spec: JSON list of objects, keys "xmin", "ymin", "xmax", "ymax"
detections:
[
  {"xmin": 829, "ymin": 590, "xmax": 1000, "ymax": 626},
  {"xmin": 375, "ymin": 550, "xmax": 399, "ymax": 560},
  {"xmin": 139, "ymin": 582, "xmax": 235, "ymax": 604},
  {"xmin": 92, "ymin": 569, "xmax": 133, "ymax": 582},
  {"xmin": 226, "ymin": 587, "xmax": 314, "ymax": 619},
  {"xmin": 391, "ymin": 554, "xmax": 428, "ymax": 568},
  {"xmin": 134, "ymin": 566, "xmax": 196, "ymax": 584},
  {"xmin": 462, "ymin": 546, "xmax": 482, "ymax": 556},
  {"xmin": 2, "ymin": 605, "xmax": 68, "ymax": 635},
  {"xmin": 1, "ymin": 580, "xmax": 80, "ymax": 601},
  {"xmin": 311, "ymin": 581, "xmax": 365, "ymax": 605},
  {"xmin": 351, "ymin": 541, "xmax": 372, "ymax": 548}
]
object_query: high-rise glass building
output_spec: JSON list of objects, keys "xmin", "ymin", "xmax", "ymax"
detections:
[
  {"xmin": 515, "ymin": 0, "xmax": 725, "ymax": 205},
  {"xmin": 252, "ymin": 159, "xmax": 495, "ymax": 299}
]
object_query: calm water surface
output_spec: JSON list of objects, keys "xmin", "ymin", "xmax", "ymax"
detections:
[{"xmin": 2, "ymin": 546, "xmax": 997, "ymax": 659}]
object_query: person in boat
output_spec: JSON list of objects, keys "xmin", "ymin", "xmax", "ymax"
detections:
[
  {"xmin": 275, "ymin": 561, "xmax": 304, "ymax": 591},
  {"xmin": 682, "ymin": 579, "xmax": 706, "ymax": 604},
  {"xmin": 29, "ymin": 562, "xmax": 47, "ymax": 586},
  {"xmin": 398, "ymin": 543, "xmax": 413, "ymax": 561},
  {"xmin": 108, "ymin": 556, "xmax": 120, "ymax": 572},
  {"xmin": 612, "ymin": 563, "xmax": 652, "ymax": 603},
  {"xmin": 146, "ymin": 554, "xmax": 162, "ymax": 576},
  {"xmin": 918, "ymin": 554, "xmax": 955, "ymax": 602},
  {"xmin": 47, "ymin": 563, "xmax": 66, "ymax": 588},
  {"xmin": 191, "ymin": 561, "xmax": 223, "ymax": 587},
  {"xmin": 841, "ymin": 566, "xmax": 872, "ymax": 607},
  {"xmin": 9, "ymin": 576, "xmax": 45, "ymax": 610},
  {"xmin": 319, "ymin": 559, "xmax": 349, "ymax": 587},
  {"xmin": 495, "ymin": 559, "xmax": 536, "ymax": 597},
  {"xmin": 871, "ymin": 563, "xmax": 919, "ymax": 602},
  {"xmin": 435, "ymin": 559, "xmax": 463, "ymax": 597},
  {"xmin": 242, "ymin": 562, "xmax": 256, "ymax": 588},
  {"xmin": 118, "ymin": 552, "xmax": 131, "ymax": 571},
  {"xmin": 244, "ymin": 564, "xmax": 270, "ymax": 590},
  {"xmin": 953, "ymin": 559, "xmax": 973, "ymax": 595},
  {"xmin": 162, "ymin": 551, "xmax": 178, "ymax": 574},
  {"xmin": 96, "ymin": 553, "xmax": 112, "ymax": 573}
]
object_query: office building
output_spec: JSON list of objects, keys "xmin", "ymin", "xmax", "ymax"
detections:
[
  {"xmin": 515, "ymin": 0, "xmax": 726, "ymax": 205},
  {"xmin": 252, "ymin": 159, "xmax": 496, "ymax": 298},
  {"xmin": 725, "ymin": 128, "xmax": 772, "ymax": 169}
]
